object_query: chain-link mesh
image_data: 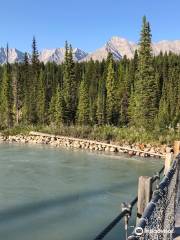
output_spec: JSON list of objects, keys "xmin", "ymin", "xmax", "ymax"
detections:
[{"xmin": 128, "ymin": 155, "xmax": 180, "ymax": 240}]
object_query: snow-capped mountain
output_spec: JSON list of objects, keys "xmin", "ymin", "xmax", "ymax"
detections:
[
  {"xmin": 152, "ymin": 40, "xmax": 180, "ymax": 56},
  {"xmin": 39, "ymin": 48, "xmax": 88, "ymax": 64},
  {"xmin": 0, "ymin": 47, "xmax": 88, "ymax": 64},
  {"xmin": 81, "ymin": 37, "xmax": 180, "ymax": 62},
  {"xmin": 1, "ymin": 37, "xmax": 180, "ymax": 64},
  {"xmin": 39, "ymin": 48, "xmax": 65, "ymax": 64},
  {"xmin": 0, "ymin": 48, "xmax": 25, "ymax": 64},
  {"xmin": 82, "ymin": 37, "xmax": 137, "ymax": 61}
]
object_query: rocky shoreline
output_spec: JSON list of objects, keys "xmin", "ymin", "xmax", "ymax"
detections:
[{"xmin": 0, "ymin": 131, "xmax": 172, "ymax": 158}]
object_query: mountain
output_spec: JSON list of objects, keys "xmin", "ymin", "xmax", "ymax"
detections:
[
  {"xmin": 0, "ymin": 48, "xmax": 25, "ymax": 64},
  {"xmin": 0, "ymin": 47, "xmax": 88, "ymax": 65},
  {"xmin": 81, "ymin": 37, "xmax": 180, "ymax": 61},
  {"xmin": 1, "ymin": 37, "xmax": 180, "ymax": 64},
  {"xmin": 152, "ymin": 40, "xmax": 180, "ymax": 55},
  {"xmin": 82, "ymin": 37, "xmax": 137, "ymax": 61},
  {"xmin": 39, "ymin": 48, "xmax": 88, "ymax": 64}
]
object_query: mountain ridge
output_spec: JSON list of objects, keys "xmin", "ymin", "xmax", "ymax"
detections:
[{"xmin": 1, "ymin": 36, "xmax": 180, "ymax": 64}]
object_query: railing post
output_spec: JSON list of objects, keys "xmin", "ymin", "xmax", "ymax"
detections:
[
  {"xmin": 164, "ymin": 152, "xmax": 174, "ymax": 175},
  {"xmin": 174, "ymin": 141, "xmax": 180, "ymax": 156},
  {"xmin": 136, "ymin": 176, "xmax": 152, "ymax": 224}
]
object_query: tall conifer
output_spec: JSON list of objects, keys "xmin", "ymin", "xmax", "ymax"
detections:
[
  {"xmin": 106, "ymin": 53, "xmax": 117, "ymax": 125},
  {"xmin": 77, "ymin": 74, "xmax": 89, "ymax": 125},
  {"xmin": 129, "ymin": 16, "xmax": 158, "ymax": 129}
]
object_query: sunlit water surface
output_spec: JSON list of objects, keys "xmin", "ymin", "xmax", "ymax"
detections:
[{"xmin": 0, "ymin": 143, "xmax": 163, "ymax": 240}]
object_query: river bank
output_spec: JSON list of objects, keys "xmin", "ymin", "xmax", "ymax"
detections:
[{"xmin": 0, "ymin": 131, "xmax": 172, "ymax": 158}]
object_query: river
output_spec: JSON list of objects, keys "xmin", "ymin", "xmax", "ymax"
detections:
[{"xmin": 0, "ymin": 143, "xmax": 163, "ymax": 240}]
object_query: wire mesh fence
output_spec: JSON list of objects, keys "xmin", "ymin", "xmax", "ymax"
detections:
[{"xmin": 128, "ymin": 154, "xmax": 180, "ymax": 240}]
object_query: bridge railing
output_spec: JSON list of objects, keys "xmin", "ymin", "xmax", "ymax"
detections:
[
  {"xmin": 128, "ymin": 153, "xmax": 180, "ymax": 240},
  {"xmin": 93, "ymin": 165, "xmax": 165, "ymax": 240}
]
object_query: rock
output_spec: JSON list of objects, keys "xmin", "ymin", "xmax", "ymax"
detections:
[
  {"xmin": 117, "ymin": 148, "xmax": 124, "ymax": 153},
  {"xmin": 128, "ymin": 150, "xmax": 134, "ymax": 156},
  {"xmin": 98, "ymin": 146, "xmax": 103, "ymax": 151},
  {"xmin": 73, "ymin": 141, "xmax": 81, "ymax": 148},
  {"xmin": 94, "ymin": 146, "xmax": 99, "ymax": 151},
  {"xmin": 140, "ymin": 152, "xmax": 145, "ymax": 157},
  {"xmin": 110, "ymin": 147, "xmax": 117, "ymax": 152},
  {"xmin": 89, "ymin": 145, "xmax": 95, "ymax": 150},
  {"xmin": 0, "ymin": 132, "xmax": 167, "ymax": 159},
  {"xmin": 105, "ymin": 146, "xmax": 110, "ymax": 152}
]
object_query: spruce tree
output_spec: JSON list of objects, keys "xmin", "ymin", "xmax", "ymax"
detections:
[
  {"xmin": 63, "ymin": 42, "xmax": 76, "ymax": 125},
  {"xmin": 54, "ymin": 86, "xmax": 64, "ymax": 126},
  {"xmin": 96, "ymin": 77, "xmax": 106, "ymax": 125},
  {"xmin": 22, "ymin": 53, "xmax": 31, "ymax": 123},
  {"xmin": 0, "ymin": 67, "xmax": 9, "ymax": 128},
  {"xmin": 36, "ymin": 69, "xmax": 45, "ymax": 124},
  {"xmin": 49, "ymin": 93, "xmax": 56, "ymax": 124},
  {"xmin": 12, "ymin": 63, "xmax": 22, "ymax": 125},
  {"xmin": 129, "ymin": 16, "xmax": 158, "ymax": 129},
  {"xmin": 30, "ymin": 36, "xmax": 40, "ymax": 123},
  {"xmin": 49, "ymin": 86, "xmax": 64, "ymax": 126},
  {"xmin": 0, "ymin": 65, "xmax": 13, "ymax": 128},
  {"xmin": 106, "ymin": 53, "xmax": 117, "ymax": 125},
  {"xmin": 77, "ymin": 74, "xmax": 89, "ymax": 125}
]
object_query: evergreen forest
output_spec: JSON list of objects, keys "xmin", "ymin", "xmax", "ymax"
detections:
[{"xmin": 1, "ymin": 17, "xmax": 180, "ymax": 143}]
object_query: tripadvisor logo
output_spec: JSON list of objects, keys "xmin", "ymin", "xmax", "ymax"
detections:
[{"xmin": 134, "ymin": 226, "xmax": 174, "ymax": 236}]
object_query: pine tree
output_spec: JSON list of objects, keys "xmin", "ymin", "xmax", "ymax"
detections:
[
  {"xmin": 36, "ymin": 69, "xmax": 45, "ymax": 124},
  {"xmin": 29, "ymin": 36, "xmax": 40, "ymax": 123},
  {"xmin": 63, "ymin": 42, "xmax": 76, "ymax": 125},
  {"xmin": 49, "ymin": 93, "xmax": 56, "ymax": 124},
  {"xmin": 96, "ymin": 77, "xmax": 106, "ymax": 125},
  {"xmin": 77, "ymin": 74, "xmax": 89, "ymax": 125},
  {"xmin": 12, "ymin": 63, "xmax": 22, "ymax": 125},
  {"xmin": 86, "ymin": 60, "xmax": 98, "ymax": 125},
  {"xmin": 22, "ymin": 53, "xmax": 31, "ymax": 123},
  {"xmin": 32, "ymin": 36, "xmax": 39, "ymax": 67},
  {"xmin": 0, "ymin": 67, "xmax": 9, "ymax": 128},
  {"xmin": 106, "ymin": 53, "xmax": 117, "ymax": 125},
  {"xmin": 54, "ymin": 87, "xmax": 64, "ymax": 126},
  {"xmin": 0, "ymin": 65, "xmax": 13, "ymax": 128},
  {"xmin": 129, "ymin": 16, "xmax": 158, "ymax": 129},
  {"xmin": 49, "ymin": 86, "xmax": 64, "ymax": 126}
]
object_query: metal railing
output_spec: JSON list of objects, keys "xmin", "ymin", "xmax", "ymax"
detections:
[
  {"xmin": 93, "ymin": 165, "xmax": 165, "ymax": 240},
  {"xmin": 128, "ymin": 154, "xmax": 180, "ymax": 240}
]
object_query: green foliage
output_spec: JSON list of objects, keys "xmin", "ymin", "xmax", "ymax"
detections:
[
  {"xmin": 96, "ymin": 76, "xmax": 106, "ymax": 125},
  {"xmin": 77, "ymin": 74, "xmax": 90, "ymax": 125},
  {"xmin": 36, "ymin": 69, "xmax": 46, "ymax": 123},
  {"xmin": 2, "ymin": 124, "xmax": 179, "ymax": 146},
  {"xmin": 129, "ymin": 16, "xmax": 158, "ymax": 129},
  {"xmin": 106, "ymin": 53, "xmax": 118, "ymax": 125},
  {"xmin": 63, "ymin": 42, "xmax": 77, "ymax": 125},
  {"xmin": 0, "ymin": 65, "xmax": 13, "ymax": 128},
  {"xmin": 0, "ymin": 17, "xmax": 180, "ymax": 146},
  {"xmin": 49, "ymin": 86, "xmax": 64, "ymax": 126}
]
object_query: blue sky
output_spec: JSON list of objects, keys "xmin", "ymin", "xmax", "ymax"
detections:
[{"xmin": 0, "ymin": 0, "xmax": 179, "ymax": 52}]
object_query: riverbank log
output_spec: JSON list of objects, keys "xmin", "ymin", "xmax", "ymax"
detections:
[{"xmin": 28, "ymin": 131, "xmax": 165, "ymax": 158}]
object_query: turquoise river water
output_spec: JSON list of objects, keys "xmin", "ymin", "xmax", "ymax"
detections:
[{"xmin": 0, "ymin": 143, "xmax": 163, "ymax": 240}]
